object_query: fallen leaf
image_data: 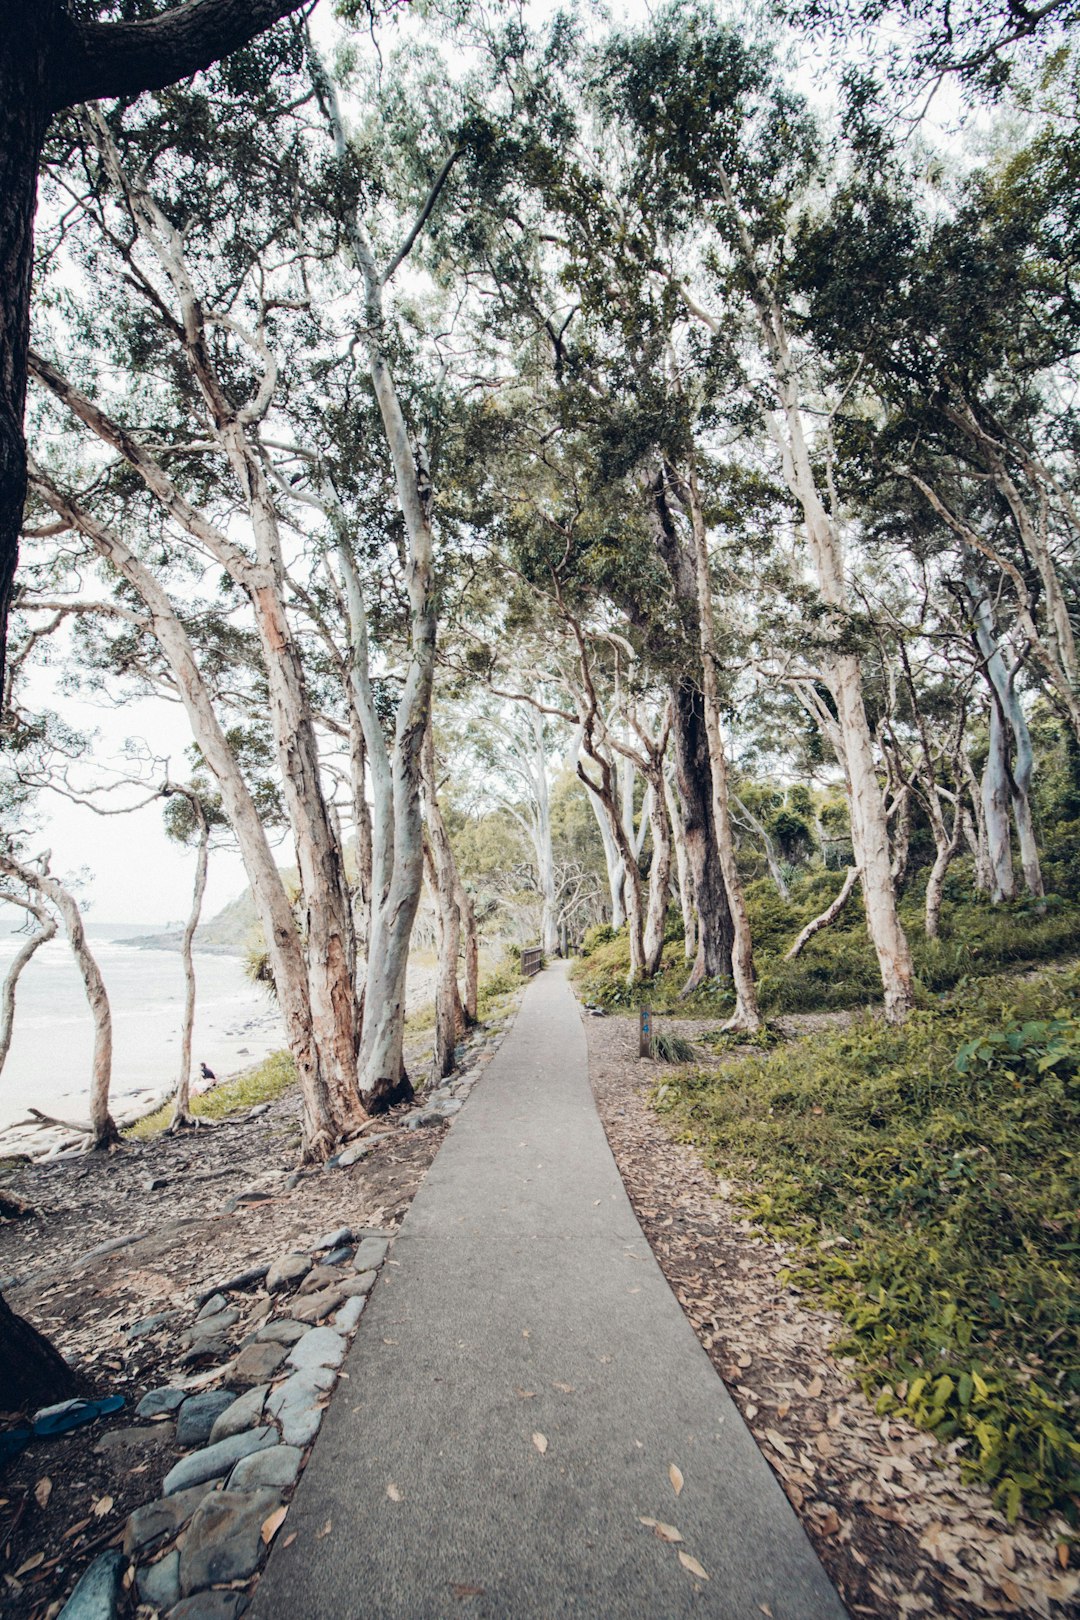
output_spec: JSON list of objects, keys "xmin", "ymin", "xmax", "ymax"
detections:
[
  {"xmin": 777, "ymin": 1402, "xmax": 791, "ymax": 1420},
  {"xmin": 814, "ymin": 1432, "xmax": 835, "ymax": 1458},
  {"xmin": 91, "ymin": 1495, "xmax": 113, "ymax": 1518},
  {"xmin": 1058, "ymin": 1545, "xmax": 1070, "ymax": 1570},
  {"xmin": 15, "ymin": 1554, "xmax": 44, "ymax": 1578},
  {"xmin": 315, "ymin": 1519, "xmax": 332, "ymax": 1540},
  {"xmin": 450, "ymin": 1584, "xmax": 486, "ymax": 1600},
  {"xmin": 387, "ymin": 1483, "xmax": 402, "ymax": 1502},
  {"xmin": 678, "ymin": 1551, "xmax": 709, "ymax": 1580},
  {"xmin": 532, "ymin": 1432, "xmax": 548, "ymax": 1454},
  {"xmin": 806, "ymin": 1376, "xmax": 824, "ymax": 1399},
  {"xmin": 261, "ymin": 1506, "xmax": 288, "ymax": 1545},
  {"xmin": 515, "ymin": 1389, "xmax": 536, "ymax": 1400},
  {"xmin": 34, "ymin": 1478, "xmax": 52, "ymax": 1509},
  {"xmin": 282, "ymin": 1532, "xmax": 297, "ymax": 1549},
  {"xmin": 654, "ymin": 1522, "xmax": 683, "ymax": 1544},
  {"xmin": 669, "ymin": 1463, "xmax": 684, "ymax": 1497},
  {"xmin": 818, "ymin": 1509, "xmax": 841, "ymax": 1536},
  {"xmin": 552, "ymin": 1382, "xmax": 574, "ymax": 1394},
  {"xmin": 639, "ymin": 1517, "xmax": 658, "ymax": 1528},
  {"xmin": 760, "ymin": 1606, "xmax": 774, "ymax": 1616},
  {"xmin": 1000, "ymin": 1578, "xmax": 1021, "ymax": 1604},
  {"xmin": 63, "ymin": 1518, "xmax": 92, "ymax": 1540}
]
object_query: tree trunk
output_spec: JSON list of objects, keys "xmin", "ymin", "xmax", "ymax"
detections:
[
  {"xmin": 642, "ymin": 771, "xmax": 672, "ymax": 976},
  {"xmin": 422, "ymin": 722, "xmax": 464, "ymax": 1082},
  {"xmin": 0, "ymin": 1289, "xmax": 80, "ymax": 1412},
  {"xmin": 0, "ymin": 896, "xmax": 56, "ymax": 1074},
  {"xmin": 685, "ymin": 462, "xmax": 759, "ymax": 1029},
  {"xmin": 786, "ymin": 867, "xmax": 858, "ymax": 959},
  {"xmin": 0, "ymin": 853, "xmax": 118, "ymax": 1149},
  {"xmin": 0, "ymin": 18, "xmax": 51, "ymax": 700},
  {"xmin": 455, "ymin": 875, "xmax": 479, "ymax": 1024},
  {"xmin": 732, "ymin": 791, "xmax": 789, "ymax": 900},
  {"xmin": 670, "ymin": 679, "xmax": 735, "ymax": 991},
  {"xmin": 172, "ymin": 796, "xmax": 208, "ymax": 1129},
  {"xmin": 665, "ymin": 772, "xmax": 696, "ymax": 961},
  {"xmin": 29, "ymin": 467, "xmax": 356, "ymax": 1159}
]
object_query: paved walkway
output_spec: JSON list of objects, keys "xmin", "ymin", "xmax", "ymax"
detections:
[{"xmin": 251, "ymin": 965, "xmax": 845, "ymax": 1620}]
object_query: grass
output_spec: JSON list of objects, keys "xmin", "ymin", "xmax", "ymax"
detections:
[
  {"xmin": 572, "ymin": 868, "xmax": 1080, "ymax": 1019},
  {"xmin": 651, "ymin": 964, "xmax": 1080, "ymax": 1526},
  {"xmin": 124, "ymin": 1049, "xmax": 296, "ymax": 1139}
]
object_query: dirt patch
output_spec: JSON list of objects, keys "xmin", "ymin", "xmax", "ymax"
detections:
[
  {"xmin": 584, "ymin": 1008, "xmax": 1076, "ymax": 1620},
  {"xmin": 0, "ymin": 1014, "xmax": 513, "ymax": 1619}
]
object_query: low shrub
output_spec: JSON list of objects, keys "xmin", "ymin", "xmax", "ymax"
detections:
[
  {"xmin": 126, "ymin": 1048, "xmax": 296, "ymax": 1137},
  {"xmin": 653, "ymin": 966, "xmax": 1080, "ymax": 1523}
]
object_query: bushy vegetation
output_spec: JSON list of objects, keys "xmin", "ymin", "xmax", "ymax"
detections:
[
  {"xmin": 573, "ymin": 867, "xmax": 1080, "ymax": 1017},
  {"xmin": 126, "ymin": 1049, "xmax": 297, "ymax": 1138},
  {"xmin": 652, "ymin": 967, "xmax": 1080, "ymax": 1524}
]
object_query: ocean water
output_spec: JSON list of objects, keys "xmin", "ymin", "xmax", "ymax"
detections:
[{"xmin": 0, "ymin": 937, "xmax": 283, "ymax": 1142}]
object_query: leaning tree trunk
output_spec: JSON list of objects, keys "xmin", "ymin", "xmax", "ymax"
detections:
[
  {"xmin": 785, "ymin": 867, "xmax": 858, "ymax": 959},
  {"xmin": 172, "ymin": 796, "xmax": 208, "ymax": 1129},
  {"xmin": 0, "ymin": 895, "xmax": 56, "ymax": 1074},
  {"xmin": 0, "ymin": 1289, "xmax": 80, "ymax": 1412},
  {"xmin": 0, "ymin": 853, "xmax": 118, "ymax": 1148},
  {"xmin": 982, "ymin": 700, "xmax": 1015, "ymax": 904}
]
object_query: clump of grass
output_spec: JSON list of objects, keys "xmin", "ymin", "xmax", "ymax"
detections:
[
  {"xmin": 125, "ymin": 1049, "xmax": 296, "ymax": 1139},
  {"xmin": 653, "ymin": 1031, "xmax": 697, "ymax": 1063},
  {"xmin": 653, "ymin": 965, "xmax": 1080, "ymax": 1524}
]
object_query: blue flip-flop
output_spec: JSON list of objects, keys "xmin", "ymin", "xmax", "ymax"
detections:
[{"xmin": 32, "ymin": 1394, "xmax": 125, "ymax": 1438}]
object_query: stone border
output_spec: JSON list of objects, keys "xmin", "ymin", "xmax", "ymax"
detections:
[{"xmin": 55, "ymin": 1009, "xmax": 518, "ymax": 1620}]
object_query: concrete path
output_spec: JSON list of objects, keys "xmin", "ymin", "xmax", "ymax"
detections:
[{"xmin": 251, "ymin": 965, "xmax": 846, "ymax": 1620}]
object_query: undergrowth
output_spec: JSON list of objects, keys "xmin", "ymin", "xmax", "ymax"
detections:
[
  {"xmin": 652, "ymin": 966, "xmax": 1080, "ymax": 1525},
  {"xmin": 573, "ymin": 869, "xmax": 1080, "ymax": 1018},
  {"xmin": 125, "ymin": 1049, "xmax": 297, "ymax": 1138}
]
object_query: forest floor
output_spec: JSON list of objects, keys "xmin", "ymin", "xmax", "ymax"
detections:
[
  {"xmin": 585, "ymin": 1008, "xmax": 1077, "ymax": 1620},
  {"xmin": 0, "ymin": 1002, "xmax": 516, "ymax": 1619}
]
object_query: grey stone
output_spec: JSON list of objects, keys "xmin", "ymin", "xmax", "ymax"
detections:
[
  {"xmin": 230, "ymin": 1339, "xmax": 288, "ymax": 1386},
  {"xmin": 125, "ymin": 1309, "xmax": 183, "ymax": 1340},
  {"xmin": 94, "ymin": 1423, "xmax": 172, "ymax": 1454},
  {"xmin": 343, "ymin": 1269, "xmax": 377, "ymax": 1297},
  {"xmin": 163, "ymin": 1426, "xmax": 276, "ymax": 1495},
  {"xmin": 166, "ymin": 1593, "xmax": 248, "ymax": 1620},
  {"xmin": 265, "ymin": 1252, "xmax": 310, "ymax": 1293},
  {"xmin": 297, "ymin": 1264, "xmax": 343, "ymax": 1295},
  {"xmin": 179, "ymin": 1487, "xmax": 282, "ymax": 1594},
  {"xmin": 187, "ymin": 1308, "xmax": 239, "ymax": 1344},
  {"xmin": 196, "ymin": 1265, "xmax": 267, "ymax": 1306},
  {"xmin": 252, "ymin": 1318, "xmax": 307, "ymax": 1346},
  {"xmin": 286, "ymin": 1327, "xmax": 346, "ymax": 1372},
  {"xmin": 136, "ymin": 1386, "xmax": 186, "ymax": 1419},
  {"xmin": 176, "ymin": 1389, "xmax": 236, "ymax": 1447},
  {"xmin": 208, "ymin": 1385, "xmax": 267, "ymax": 1445},
  {"xmin": 196, "ymin": 1293, "xmax": 227, "ymax": 1321},
  {"xmin": 179, "ymin": 1339, "xmax": 227, "ymax": 1368},
  {"xmin": 334, "ymin": 1295, "xmax": 366, "ymax": 1333},
  {"xmin": 124, "ymin": 1484, "xmax": 217, "ymax": 1556},
  {"xmin": 265, "ymin": 1367, "xmax": 335, "ymax": 1448},
  {"xmin": 352, "ymin": 1236, "xmax": 389, "ymax": 1272},
  {"xmin": 322, "ymin": 1245, "xmax": 352, "ymax": 1266},
  {"xmin": 142, "ymin": 1174, "xmax": 168, "ymax": 1191},
  {"xmin": 57, "ymin": 1549, "xmax": 126, "ymax": 1619},
  {"xmin": 331, "ymin": 1133, "xmax": 391, "ymax": 1167},
  {"xmin": 313, "ymin": 1224, "xmax": 352, "ymax": 1251},
  {"xmin": 137, "ymin": 1548, "xmax": 181, "ymax": 1611},
  {"xmin": 228, "ymin": 1444, "xmax": 304, "ymax": 1491},
  {"xmin": 290, "ymin": 1285, "xmax": 346, "ymax": 1324},
  {"xmin": 247, "ymin": 1103, "xmax": 270, "ymax": 1119}
]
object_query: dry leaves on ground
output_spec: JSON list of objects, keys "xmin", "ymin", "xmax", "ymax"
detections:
[{"xmin": 586, "ymin": 1012, "xmax": 1077, "ymax": 1620}]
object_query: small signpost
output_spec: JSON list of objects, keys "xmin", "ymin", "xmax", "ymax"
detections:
[{"xmin": 639, "ymin": 1006, "xmax": 653, "ymax": 1059}]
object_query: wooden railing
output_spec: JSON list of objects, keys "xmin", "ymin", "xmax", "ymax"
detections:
[{"xmin": 521, "ymin": 946, "xmax": 543, "ymax": 978}]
